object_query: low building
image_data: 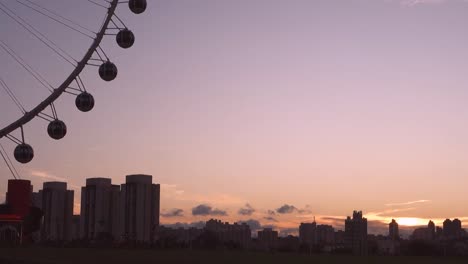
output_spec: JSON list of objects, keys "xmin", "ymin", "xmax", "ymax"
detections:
[{"xmin": 205, "ymin": 219, "xmax": 251, "ymax": 248}]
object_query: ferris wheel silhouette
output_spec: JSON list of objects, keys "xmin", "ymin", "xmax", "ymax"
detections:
[{"xmin": 0, "ymin": 0, "xmax": 147, "ymax": 178}]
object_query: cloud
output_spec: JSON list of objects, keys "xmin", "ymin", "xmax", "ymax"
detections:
[
  {"xmin": 192, "ymin": 204, "xmax": 227, "ymax": 216},
  {"xmin": 161, "ymin": 221, "xmax": 206, "ymax": 229},
  {"xmin": 264, "ymin": 216, "xmax": 278, "ymax": 222},
  {"xmin": 30, "ymin": 170, "xmax": 68, "ymax": 182},
  {"xmin": 274, "ymin": 204, "xmax": 311, "ymax": 214},
  {"xmin": 279, "ymin": 228, "xmax": 299, "ymax": 237},
  {"xmin": 276, "ymin": 204, "xmax": 298, "ymax": 214},
  {"xmin": 161, "ymin": 208, "xmax": 184, "ymax": 218},
  {"xmin": 385, "ymin": 200, "xmax": 431, "ymax": 206},
  {"xmin": 267, "ymin": 210, "xmax": 276, "ymax": 215},
  {"xmin": 238, "ymin": 203, "xmax": 255, "ymax": 216},
  {"xmin": 239, "ymin": 219, "xmax": 262, "ymax": 231},
  {"xmin": 400, "ymin": 0, "xmax": 445, "ymax": 5},
  {"xmin": 160, "ymin": 184, "xmax": 185, "ymax": 199},
  {"xmin": 29, "ymin": 170, "xmax": 80, "ymax": 189}
]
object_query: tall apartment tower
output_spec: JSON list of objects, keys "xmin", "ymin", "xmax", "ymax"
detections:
[
  {"xmin": 80, "ymin": 178, "xmax": 120, "ymax": 241},
  {"xmin": 299, "ymin": 222, "xmax": 317, "ymax": 246},
  {"xmin": 345, "ymin": 210, "xmax": 368, "ymax": 256},
  {"xmin": 40, "ymin": 182, "xmax": 74, "ymax": 241},
  {"xmin": 120, "ymin": 174, "xmax": 160, "ymax": 243},
  {"xmin": 428, "ymin": 220, "xmax": 436, "ymax": 240},
  {"xmin": 389, "ymin": 219, "xmax": 399, "ymax": 240}
]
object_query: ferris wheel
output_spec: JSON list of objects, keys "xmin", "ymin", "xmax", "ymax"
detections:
[{"xmin": 0, "ymin": 0, "xmax": 147, "ymax": 178}]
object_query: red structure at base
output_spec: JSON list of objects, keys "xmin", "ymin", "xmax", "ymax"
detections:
[{"xmin": 0, "ymin": 179, "xmax": 39, "ymax": 245}]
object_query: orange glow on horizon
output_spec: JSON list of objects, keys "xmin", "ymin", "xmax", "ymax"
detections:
[{"xmin": 394, "ymin": 218, "xmax": 428, "ymax": 227}]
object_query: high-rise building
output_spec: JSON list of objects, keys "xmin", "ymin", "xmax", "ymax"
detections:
[
  {"xmin": 389, "ymin": 219, "xmax": 399, "ymax": 240},
  {"xmin": 39, "ymin": 182, "xmax": 74, "ymax": 241},
  {"xmin": 345, "ymin": 210, "xmax": 368, "ymax": 256},
  {"xmin": 453, "ymin": 219, "xmax": 462, "ymax": 237},
  {"xmin": 80, "ymin": 178, "xmax": 120, "ymax": 241},
  {"xmin": 258, "ymin": 228, "xmax": 278, "ymax": 250},
  {"xmin": 299, "ymin": 222, "xmax": 316, "ymax": 246},
  {"xmin": 71, "ymin": 215, "xmax": 80, "ymax": 241},
  {"xmin": 443, "ymin": 218, "xmax": 463, "ymax": 239},
  {"xmin": 120, "ymin": 174, "xmax": 160, "ymax": 243},
  {"xmin": 428, "ymin": 220, "xmax": 435, "ymax": 240}
]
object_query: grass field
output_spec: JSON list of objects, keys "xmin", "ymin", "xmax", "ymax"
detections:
[{"xmin": 0, "ymin": 248, "xmax": 467, "ymax": 264}]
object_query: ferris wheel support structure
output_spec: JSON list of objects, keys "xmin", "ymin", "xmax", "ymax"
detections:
[{"xmin": 0, "ymin": 0, "xmax": 119, "ymax": 139}]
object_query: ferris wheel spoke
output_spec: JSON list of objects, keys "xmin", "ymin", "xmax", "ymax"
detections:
[
  {"xmin": 37, "ymin": 112, "xmax": 55, "ymax": 122},
  {"xmin": 14, "ymin": 0, "xmax": 95, "ymax": 39},
  {"xmin": 87, "ymin": 0, "xmax": 111, "ymax": 9},
  {"xmin": 18, "ymin": 0, "xmax": 97, "ymax": 36},
  {"xmin": 0, "ymin": 39, "xmax": 54, "ymax": 92},
  {"xmin": 0, "ymin": 0, "xmax": 148, "ymax": 165},
  {"xmin": 0, "ymin": 2, "xmax": 77, "ymax": 66},
  {"xmin": 0, "ymin": 143, "xmax": 20, "ymax": 180},
  {"xmin": 0, "ymin": 77, "xmax": 26, "ymax": 114}
]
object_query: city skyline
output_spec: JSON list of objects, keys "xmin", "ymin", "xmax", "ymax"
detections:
[
  {"xmin": 2, "ymin": 0, "xmax": 468, "ymax": 238},
  {"xmin": 1, "ymin": 177, "xmax": 465, "ymax": 238}
]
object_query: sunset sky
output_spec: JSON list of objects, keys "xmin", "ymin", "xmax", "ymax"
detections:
[{"xmin": 1, "ymin": 0, "xmax": 468, "ymax": 236}]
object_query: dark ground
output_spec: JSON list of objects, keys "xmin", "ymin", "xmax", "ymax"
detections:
[{"xmin": 0, "ymin": 248, "xmax": 467, "ymax": 264}]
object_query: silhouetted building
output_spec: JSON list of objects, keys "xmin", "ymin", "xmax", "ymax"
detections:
[
  {"xmin": 377, "ymin": 239, "xmax": 400, "ymax": 255},
  {"xmin": 299, "ymin": 221, "xmax": 316, "ymax": 246},
  {"xmin": 411, "ymin": 227, "xmax": 432, "ymax": 241},
  {"xmin": 428, "ymin": 220, "xmax": 436, "ymax": 240},
  {"xmin": 436, "ymin": 226, "xmax": 443, "ymax": 239},
  {"xmin": 71, "ymin": 215, "xmax": 80, "ymax": 241},
  {"xmin": 258, "ymin": 228, "xmax": 278, "ymax": 250},
  {"xmin": 205, "ymin": 219, "xmax": 251, "ymax": 248},
  {"xmin": 120, "ymin": 174, "xmax": 160, "ymax": 243},
  {"xmin": 0, "ymin": 180, "xmax": 34, "ymax": 245},
  {"xmin": 158, "ymin": 226, "xmax": 203, "ymax": 247},
  {"xmin": 80, "ymin": 178, "xmax": 120, "ymax": 241},
  {"xmin": 410, "ymin": 221, "xmax": 436, "ymax": 241},
  {"xmin": 345, "ymin": 210, "xmax": 368, "ymax": 255},
  {"xmin": 278, "ymin": 235, "xmax": 300, "ymax": 252},
  {"xmin": 39, "ymin": 182, "xmax": 74, "ymax": 241},
  {"xmin": 389, "ymin": 219, "xmax": 399, "ymax": 240},
  {"xmin": 334, "ymin": 230, "xmax": 346, "ymax": 248},
  {"xmin": 443, "ymin": 218, "xmax": 463, "ymax": 239},
  {"xmin": 5, "ymin": 180, "xmax": 32, "ymax": 217},
  {"xmin": 316, "ymin": 224, "xmax": 334, "ymax": 245}
]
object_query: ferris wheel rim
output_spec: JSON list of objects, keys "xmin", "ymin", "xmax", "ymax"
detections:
[{"xmin": 0, "ymin": 0, "xmax": 119, "ymax": 139}]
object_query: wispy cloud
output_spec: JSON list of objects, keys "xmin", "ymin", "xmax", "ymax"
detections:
[
  {"xmin": 30, "ymin": 170, "xmax": 68, "ymax": 182},
  {"xmin": 385, "ymin": 200, "xmax": 431, "ymax": 206},
  {"xmin": 392, "ymin": 0, "xmax": 468, "ymax": 6},
  {"xmin": 399, "ymin": 0, "xmax": 446, "ymax": 6},
  {"xmin": 29, "ymin": 170, "xmax": 80, "ymax": 190}
]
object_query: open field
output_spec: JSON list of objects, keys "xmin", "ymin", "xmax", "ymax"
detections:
[{"xmin": 0, "ymin": 248, "xmax": 467, "ymax": 264}]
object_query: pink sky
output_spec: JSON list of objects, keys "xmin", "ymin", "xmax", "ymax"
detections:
[{"xmin": 1, "ymin": 0, "xmax": 468, "ymax": 235}]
